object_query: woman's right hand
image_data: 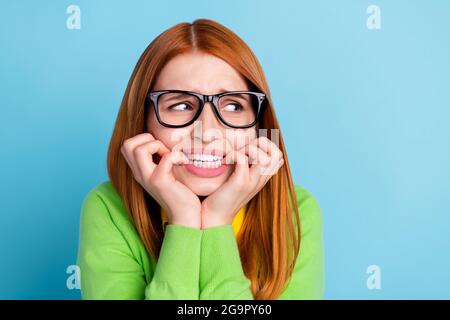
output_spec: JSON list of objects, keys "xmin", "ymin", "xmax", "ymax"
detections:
[{"xmin": 120, "ymin": 133, "xmax": 201, "ymax": 229}]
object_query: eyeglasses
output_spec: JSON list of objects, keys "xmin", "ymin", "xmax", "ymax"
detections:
[{"xmin": 145, "ymin": 90, "xmax": 266, "ymax": 129}]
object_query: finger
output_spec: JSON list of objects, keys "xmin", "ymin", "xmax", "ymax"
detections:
[
  {"xmin": 223, "ymin": 149, "xmax": 240, "ymax": 165},
  {"xmin": 121, "ymin": 133, "xmax": 156, "ymax": 171},
  {"xmin": 223, "ymin": 150, "xmax": 233, "ymax": 165},
  {"xmin": 134, "ymin": 140, "xmax": 171, "ymax": 180},
  {"xmin": 259, "ymin": 157, "xmax": 284, "ymax": 177},
  {"xmin": 122, "ymin": 133, "xmax": 156, "ymax": 155},
  {"xmin": 155, "ymin": 151, "xmax": 189, "ymax": 177},
  {"xmin": 220, "ymin": 139, "xmax": 235, "ymax": 165},
  {"xmin": 250, "ymin": 158, "xmax": 284, "ymax": 192},
  {"xmin": 229, "ymin": 150, "xmax": 249, "ymax": 181},
  {"xmin": 246, "ymin": 144, "xmax": 271, "ymax": 166},
  {"xmin": 130, "ymin": 138, "xmax": 169, "ymax": 180},
  {"xmin": 253, "ymin": 137, "xmax": 282, "ymax": 160},
  {"xmin": 246, "ymin": 138, "xmax": 276, "ymax": 179}
]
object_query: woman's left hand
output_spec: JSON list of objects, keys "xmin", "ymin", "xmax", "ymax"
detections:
[{"xmin": 201, "ymin": 137, "xmax": 284, "ymax": 229}]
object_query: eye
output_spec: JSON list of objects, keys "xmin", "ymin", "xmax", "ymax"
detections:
[
  {"xmin": 168, "ymin": 103, "xmax": 193, "ymax": 111},
  {"xmin": 222, "ymin": 103, "xmax": 243, "ymax": 112}
]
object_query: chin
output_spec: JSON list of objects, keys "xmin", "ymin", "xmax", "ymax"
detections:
[
  {"xmin": 182, "ymin": 177, "xmax": 223, "ymax": 196},
  {"xmin": 173, "ymin": 166, "xmax": 230, "ymax": 197}
]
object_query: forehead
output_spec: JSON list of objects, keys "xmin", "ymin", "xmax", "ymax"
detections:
[{"xmin": 153, "ymin": 51, "xmax": 249, "ymax": 94}]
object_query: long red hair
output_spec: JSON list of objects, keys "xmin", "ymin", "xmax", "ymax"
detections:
[{"xmin": 107, "ymin": 19, "xmax": 301, "ymax": 299}]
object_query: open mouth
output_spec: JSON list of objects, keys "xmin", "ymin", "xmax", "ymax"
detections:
[{"xmin": 185, "ymin": 153, "xmax": 225, "ymax": 169}]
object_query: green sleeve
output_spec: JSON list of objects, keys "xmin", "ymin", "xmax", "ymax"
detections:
[
  {"xmin": 77, "ymin": 189, "xmax": 202, "ymax": 300},
  {"xmin": 277, "ymin": 187, "xmax": 325, "ymax": 299},
  {"xmin": 199, "ymin": 224, "xmax": 254, "ymax": 299},
  {"xmin": 199, "ymin": 186, "xmax": 325, "ymax": 300},
  {"xmin": 145, "ymin": 224, "xmax": 202, "ymax": 299}
]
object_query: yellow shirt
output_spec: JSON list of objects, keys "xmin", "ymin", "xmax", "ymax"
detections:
[{"xmin": 161, "ymin": 206, "xmax": 246, "ymax": 236}]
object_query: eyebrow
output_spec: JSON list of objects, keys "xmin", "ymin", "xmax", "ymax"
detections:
[
  {"xmin": 215, "ymin": 88, "xmax": 245, "ymax": 93},
  {"xmin": 163, "ymin": 92, "xmax": 196, "ymax": 102},
  {"xmin": 163, "ymin": 91, "xmax": 252, "ymax": 102},
  {"xmin": 162, "ymin": 88, "xmax": 248, "ymax": 94},
  {"xmin": 222, "ymin": 93, "xmax": 252, "ymax": 101}
]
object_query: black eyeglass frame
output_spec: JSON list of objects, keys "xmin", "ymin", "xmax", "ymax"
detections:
[{"xmin": 145, "ymin": 89, "xmax": 267, "ymax": 129}]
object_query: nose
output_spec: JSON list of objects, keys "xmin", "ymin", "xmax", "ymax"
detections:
[{"xmin": 192, "ymin": 102, "xmax": 224, "ymax": 143}]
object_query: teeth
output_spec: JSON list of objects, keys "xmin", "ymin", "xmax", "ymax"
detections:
[
  {"xmin": 186, "ymin": 153, "xmax": 223, "ymax": 168},
  {"xmin": 187, "ymin": 153, "xmax": 222, "ymax": 161}
]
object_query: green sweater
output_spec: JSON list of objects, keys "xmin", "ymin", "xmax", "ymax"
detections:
[{"xmin": 76, "ymin": 181, "xmax": 325, "ymax": 299}]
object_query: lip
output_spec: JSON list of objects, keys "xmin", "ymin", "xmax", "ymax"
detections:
[
  {"xmin": 184, "ymin": 162, "xmax": 229, "ymax": 178},
  {"xmin": 180, "ymin": 147, "xmax": 231, "ymax": 177},
  {"xmin": 182, "ymin": 148, "xmax": 225, "ymax": 158}
]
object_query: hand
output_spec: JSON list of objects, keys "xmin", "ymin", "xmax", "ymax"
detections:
[
  {"xmin": 200, "ymin": 137, "xmax": 284, "ymax": 229},
  {"xmin": 121, "ymin": 133, "xmax": 201, "ymax": 229}
]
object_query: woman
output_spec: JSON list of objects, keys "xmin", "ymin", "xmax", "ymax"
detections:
[{"xmin": 77, "ymin": 18, "xmax": 324, "ymax": 300}]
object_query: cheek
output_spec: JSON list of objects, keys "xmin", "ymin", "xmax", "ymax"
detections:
[
  {"xmin": 147, "ymin": 113, "xmax": 190, "ymax": 149},
  {"xmin": 226, "ymin": 129, "xmax": 257, "ymax": 150}
]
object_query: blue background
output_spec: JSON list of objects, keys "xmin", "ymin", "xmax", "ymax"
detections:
[{"xmin": 1, "ymin": 1, "xmax": 449, "ymax": 299}]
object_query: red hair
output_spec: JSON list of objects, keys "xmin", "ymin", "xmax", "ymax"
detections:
[{"xmin": 107, "ymin": 19, "xmax": 301, "ymax": 299}]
